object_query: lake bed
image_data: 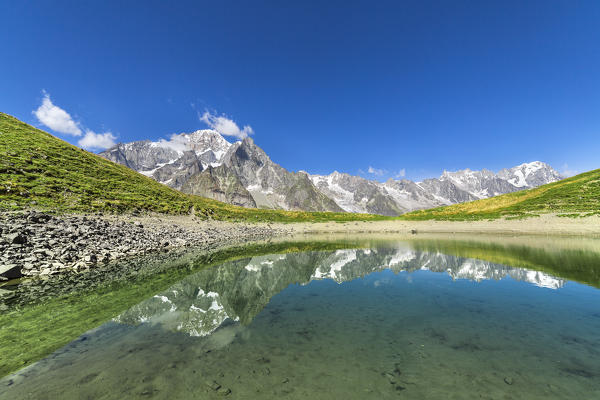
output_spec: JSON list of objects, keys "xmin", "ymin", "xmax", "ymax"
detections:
[{"xmin": 1, "ymin": 235, "xmax": 600, "ymax": 399}]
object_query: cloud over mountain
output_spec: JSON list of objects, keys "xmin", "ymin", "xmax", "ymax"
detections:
[
  {"xmin": 78, "ymin": 130, "xmax": 117, "ymax": 151},
  {"xmin": 33, "ymin": 93, "xmax": 82, "ymax": 136},
  {"xmin": 32, "ymin": 91, "xmax": 116, "ymax": 150},
  {"xmin": 199, "ymin": 110, "xmax": 253, "ymax": 139}
]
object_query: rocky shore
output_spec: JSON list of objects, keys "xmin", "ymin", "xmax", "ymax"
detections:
[{"xmin": 0, "ymin": 211, "xmax": 291, "ymax": 281}]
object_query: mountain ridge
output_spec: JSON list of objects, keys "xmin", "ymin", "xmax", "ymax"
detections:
[
  {"xmin": 0, "ymin": 112, "xmax": 388, "ymax": 222},
  {"xmin": 101, "ymin": 130, "xmax": 563, "ymax": 215}
]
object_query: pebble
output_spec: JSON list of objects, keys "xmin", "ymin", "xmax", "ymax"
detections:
[
  {"xmin": 207, "ymin": 380, "xmax": 221, "ymax": 391},
  {"xmin": 0, "ymin": 210, "xmax": 290, "ymax": 281}
]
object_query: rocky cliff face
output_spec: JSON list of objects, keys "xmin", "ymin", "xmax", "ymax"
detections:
[
  {"xmin": 101, "ymin": 132, "xmax": 343, "ymax": 212},
  {"xmin": 181, "ymin": 165, "xmax": 257, "ymax": 208},
  {"xmin": 310, "ymin": 161, "xmax": 563, "ymax": 214},
  {"xmin": 218, "ymin": 138, "xmax": 343, "ymax": 212},
  {"xmin": 497, "ymin": 161, "xmax": 563, "ymax": 188},
  {"xmin": 101, "ymin": 140, "xmax": 182, "ymax": 172},
  {"xmin": 150, "ymin": 150, "xmax": 203, "ymax": 189},
  {"xmin": 311, "ymin": 172, "xmax": 404, "ymax": 216},
  {"xmin": 101, "ymin": 129, "xmax": 563, "ymax": 215},
  {"xmin": 100, "ymin": 129, "xmax": 234, "ymax": 188}
]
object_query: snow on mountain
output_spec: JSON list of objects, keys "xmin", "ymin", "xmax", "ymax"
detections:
[
  {"xmin": 497, "ymin": 161, "xmax": 563, "ymax": 188},
  {"xmin": 310, "ymin": 161, "xmax": 563, "ymax": 214},
  {"xmin": 183, "ymin": 129, "xmax": 234, "ymax": 166},
  {"xmin": 100, "ymin": 129, "xmax": 235, "ymax": 189},
  {"xmin": 310, "ymin": 171, "xmax": 402, "ymax": 215},
  {"xmin": 311, "ymin": 249, "xmax": 358, "ymax": 281},
  {"xmin": 101, "ymin": 128, "xmax": 563, "ymax": 215}
]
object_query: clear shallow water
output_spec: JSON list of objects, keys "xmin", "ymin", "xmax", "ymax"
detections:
[{"xmin": 2, "ymin": 239, "xmax": 600, "ymax": 399}]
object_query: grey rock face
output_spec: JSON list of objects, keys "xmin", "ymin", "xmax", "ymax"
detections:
[
  {"xmin": 439, "ymin": 169, "xmax": 521, "ymax": 197},
  {"xmin": 101, "ymin": 140, "xmax": 182, "ymax": 172},
  {"xmin": 221, "ymin": 138, "xmax": 343, "ymax": 212},
  {"xmin": 497, "ymin": 161, "xmax": 563, "ymax": 188},
  {"xmin": 151, "ymin": 150, "xmax": 203, "ymax": 189},
  {"xmin": 416, "ymin": 178, "xmax": 479, "ymax": 204},
  {"xmin": 311, "ymin": 162, "xmax": 563, "ymax": 215},
  {"xmin": 99, "ymin": 130, "xmax": 233, "ymax": 189},
  {"xmin": 100, "ymin": 131, "xmax": 343, "ymax": 212},
  {"xmin": 311, "ymin": 172, "xmax": 404, "ymax": 215},
  {"xmin": 99, "ymin": 127, "xmax": 563, "ymax": 215},
  {"xmin": 283, "ymin": 172, "xmax": 344, "ymax": 212},
  {"xmin": 181, "ymin": 165, "xmax": 257, "ymax": 208}
]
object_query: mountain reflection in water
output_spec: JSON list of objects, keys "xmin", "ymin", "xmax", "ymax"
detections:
[
  {"xmin": 2, "ymin": 237, "xmax": 600, "ymax": 400},
  {"xmin": 114, "ymin": 247, "xmax": 566, "ymax": 338}
]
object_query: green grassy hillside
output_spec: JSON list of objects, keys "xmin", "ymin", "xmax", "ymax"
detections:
[
  {"xmin": 401, "ymin": 169, "xmax": 600, "ymax": 220},
  {"xmin": 0, "ymin": 113, "xmax": 387, "ymax": 222}
]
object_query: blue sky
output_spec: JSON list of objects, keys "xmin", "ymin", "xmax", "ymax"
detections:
[{"xmin": 1, "ymin": 1, "xmax": 599, "ymax": 181}]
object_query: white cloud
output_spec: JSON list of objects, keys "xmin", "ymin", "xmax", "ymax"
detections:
[
  {"xmin": 33, "ymin": 92, "xmax": 82, "ymax": 136},
  {"xmin": 199, "ymin": 110, "xmax": 253, "ymax": 139},
  {"xmin": 561, "ymin": 163, "xmax": 578, "ymax": 177},
  {"xmin": 155, "ymin": 133, "xmax": 189, "ymax": 153},
  {"xmin": 367, "ymin": 166, "xmax": 387, "ymax": 176},
  {"xmin": 32, "ymin": 91, "xmax": 119, "ymax": 151},
  {"xmin": 362, "ymin": 166, "xmax": 406, "ymax": 180},
  {"xmin": 78, "ymin": 130, "xmax": 117, "ymax": 151}
]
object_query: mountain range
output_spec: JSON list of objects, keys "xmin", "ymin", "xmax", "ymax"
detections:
[{"xmin": 100, "ymin": 130, "xmax": 564, "ymax": 215}]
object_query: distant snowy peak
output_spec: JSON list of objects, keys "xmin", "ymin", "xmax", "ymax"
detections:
[
  {"xmin": 440, "ymin": 168, "xmax": 494, "ymax": 186},
  {"xmin": 101, "ymin": 129, "xmax": 236, "ymax": 185},
  {"xmin": 497, "ymin": 161, "xmax": 563, "ymax": 188},
  {"xmin": 182, "ymin": 129, "xmax": 233, "ymax": 161},
  {"xmin": 100, "ymin": 129, "xmax": 237, "ymax": 190},
  {"xmin": 309, "ymin": 161, "xmax": 563, "ymax": 215},
  {"xmin": 437, "ymin": 161, "xmax": 562, "ymax": 194},
  {"xmin": 102, "ymin": 128, "xmax": 565, "ymax": 216}
]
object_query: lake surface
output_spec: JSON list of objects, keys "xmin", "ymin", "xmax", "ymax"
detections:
[{"xmin": 1, "ymin": 235, "xmax": 600, "ymax": 399}]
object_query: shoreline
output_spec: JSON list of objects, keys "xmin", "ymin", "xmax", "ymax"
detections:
[
  {"xmin": 283, "ymin": 214, "xmax": 600, "ymax": 237},
  {"xmin": 0, "ymin": 211, "xmax": 291, "ymax": 281},
  {"xmin": 2, "ymin": 211, "xmax": 599, "ymax": 281}
]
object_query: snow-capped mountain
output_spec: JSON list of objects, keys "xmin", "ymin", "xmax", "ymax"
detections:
[
  {"xmin": 309, "ymin": 161, "xmax": 562, "ymax": 215},
  {"xmin": 100, "ymin": 129, "xmax": 234, "ymax": 189},
  {"xmin": 497, "ymin": 161, "xmax": 563, "ymax": 188},
  {"xmin": 217, "ymin": 137, "xmax": 343, "ymax": 211},
  {"xmin": 101, "ymin": 129, "xmax": 563, "ymax": 215},
  {"xmin": 101, "ymin": 133, "xmax": 343, "ymax": 212}
]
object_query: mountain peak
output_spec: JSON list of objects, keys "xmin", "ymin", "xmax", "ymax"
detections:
[
  {"xmin": 187, "ymin": 128, "xmax": 222, "ymax": 137},
  {"xmin": 241, "ymin": 136, "xmax": 255, "ymax": 146},
  {"xmin": 497, "ymin": 161, "xmax": 562, "ymax": 188},
  {"xmin": 100, "ymin": 127, "xmax": 565, "ymax": 216}
]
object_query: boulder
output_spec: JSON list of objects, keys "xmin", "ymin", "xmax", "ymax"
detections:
[
  {"xmin": 6, "ymin": 232, "xmax": 27, "ymax": 245},
  {"xmin": 0, "ymin": 264, "xmax": 22, "ymax": 279}
]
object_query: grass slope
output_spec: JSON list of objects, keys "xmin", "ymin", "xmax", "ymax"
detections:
[
  {"xmin": 401, "ymin": 169, "xmax": 600, "ymax": 220},
  {"xmin": 410, "ymin": 238, "xmax": 600, "ymax": 288},
  {"xmin": 0, "ymin": 113, "xmax": 387, "ymax": 222}
]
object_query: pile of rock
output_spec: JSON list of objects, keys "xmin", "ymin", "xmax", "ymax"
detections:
[{"xmin": 0, "ymin": 211, "xmax": 288, "ymax": 280}]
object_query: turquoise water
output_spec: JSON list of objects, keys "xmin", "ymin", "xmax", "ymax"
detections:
[{"xmin": 1, "ymin": 240, "xmax": 600, "ymax": 399}]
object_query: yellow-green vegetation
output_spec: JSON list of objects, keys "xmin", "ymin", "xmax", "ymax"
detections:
[
  {"xmin": 0, "ymin": 240, "xmax": 364, "ymax": 378},
  {"xmin": 401, "ymin": 169, "xmax": 600, "ymax": 220},
  {"xmin": 0, "ymin": 112, "xmax": 387, "ymax": 222},
  {"xmin": 410, "ymin": 238, "xmax": 600, "ymax": 288}
]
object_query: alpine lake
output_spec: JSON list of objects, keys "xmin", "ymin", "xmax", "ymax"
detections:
[{"xmin": 1, "ymin": 234, "xmax": 599, "ymax": 399}]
